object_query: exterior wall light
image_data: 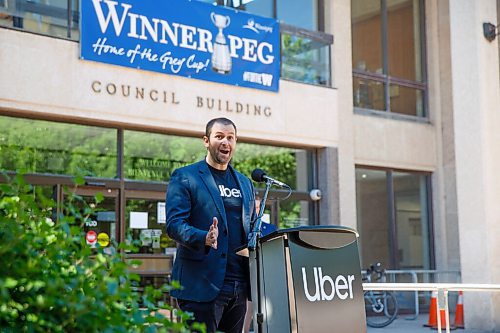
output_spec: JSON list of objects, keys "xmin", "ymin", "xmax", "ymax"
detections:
[{"xmin": 483, "ymin": 22, "xmax": 499, "ymax": 42}]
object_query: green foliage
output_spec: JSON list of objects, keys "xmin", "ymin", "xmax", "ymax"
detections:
[
  {"xmin": 0, "ymin": 116, "xmax": 302, "ymax": 190},
  {"xmin": 124, "ymin": 133, "xmax": 205, "ymax": 182},
  {"xmin": 232, "ymin": 146, "xmax": 297, "ymax": 189},
  {"xmin": 0, "ymin": 174, "xmax": 198, "ymax": 333},
  {"xmin": 0, "ymin": 118, "xmax": 117, "ymax": 178},
  {"xmin": 278, "ymin": 201, "xmax": 304, "ymax": 229}
]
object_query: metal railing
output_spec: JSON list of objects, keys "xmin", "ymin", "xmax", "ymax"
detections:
[
  {"xmin": 363, "ymin": 282, "xmax": 500, "ymax": 333},
  {"xmin": 362, "ymin": 269, "xmax": 461, "ymax": 319},
  {"xmin": 383, "ymin": 269, "xmax": 461, "ymax": 319}
]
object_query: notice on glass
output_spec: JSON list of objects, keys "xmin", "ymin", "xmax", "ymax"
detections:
[
  {"xmin": 152, "ymin": 229, "xmax": 162, "ymax": 249},
  {"xmin": 130, "ymin": 212, "xmax": 148, "ymax": 229},
  {"xmin": 157, "ymin": 202, "xmax": 166, "ymax": 224}
]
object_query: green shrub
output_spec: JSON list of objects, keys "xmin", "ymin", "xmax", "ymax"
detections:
[{"xmin": 0, "ymin": 174, "xmax": 202, "ymax": 333}]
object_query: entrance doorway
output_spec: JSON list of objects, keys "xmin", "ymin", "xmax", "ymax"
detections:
[
  {"xmin": 123, "ymin": 189, "xmax": 174, "ymax": 275},
  {"xmin": 62, "ymin": 185, "xmax": 119, "ymax": 249}
]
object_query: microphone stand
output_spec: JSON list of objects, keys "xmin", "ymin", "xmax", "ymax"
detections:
[
  {"xmin": 248, "ymin": 178, "xmax": 272, "ymax": 250},
  {"xmin": 247, "ymin": 179, "xmax": 272, "ymax": 333}
]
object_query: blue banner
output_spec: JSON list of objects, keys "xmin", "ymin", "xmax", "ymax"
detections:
[{"xmin": 81, "ymin": 0, "xmax": 280, "ymax": 92}]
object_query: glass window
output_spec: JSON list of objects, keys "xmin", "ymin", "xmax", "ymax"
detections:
[
  {"xmin": 279, "ymin": 199, "xmax": 310, "ymax": 228},
  {"xmin": 389, "ymin": 84, "xmax": 424, "ymax": 117},
  {"xmin": 352, "ymin": 0, "xmax": 426, "ymax": 117},
  {"xmin": 355, "ymin": 169, "xmax": 390, "ymax": 268},
  {"xmin": 124, "ymin": 131, "xmax": 205, "ymax": 182},
  {"xmin": 241, "ymin": 0, "xmax": 273, "ymax": 18},
  {"xmin": 351, "ymin": 1, "xmax": 383, "ymax": 75},
  {"xmin": 393, "ymin": 171, "xmax": 430, "ymax": 269},
  {"xmin": 256, "ymin": 197, "xmax": 311, "ymax": 231},
  {"xmin": 0, "ymin": 116, "xmax": 117, "ymax": 177},
  {"xmin": 232, "ymin": 144, "xmax": 311, "ymax": 191},
  {"xmin": 277, "ymin": 0, "xmax": 317, "ymax": 30},
  {"xmin": 69, "ymin": 0, "xmax": 79, "ymax": 40},
  {"xmin": 205, "ymin": 0, "xmax": 319, "ymax": 30},
  {"xmin": 353, "ymin": 78, "xmax": 386, "ymax": 111},
  {"xmin": 124, "ymin": 130, "xmax": 315, "ymax": 231},
  {"xmin": 0, "ymin": 0, "xmax": 79, "ymax": 40},
  {"xmin": 281, "ymin": 32, "xmax": 331, "ymax": 86},
  {"xmin": 125, "ymin": 130, "xmax": 312, "ymax": 191},
  {"xmin": 387, "ymin": 0, "xmax": 423, "ymax": 81},
  {"xmin": 355, "ymin": 167, "xmax": 432, "ymax": 269}
]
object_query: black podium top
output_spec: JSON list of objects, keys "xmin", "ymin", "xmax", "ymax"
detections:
[{"xmin": 260, "ymin": 225, "xmax": 359, "ymax": 249}]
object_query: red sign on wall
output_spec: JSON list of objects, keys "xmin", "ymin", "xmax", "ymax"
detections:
[{"xmin": 86, "ymin": 230, "xmax": 97, "ymax": 246}]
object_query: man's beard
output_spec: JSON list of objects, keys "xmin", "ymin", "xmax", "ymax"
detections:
[{"xmin": 209, "ymin": 143, "xmax": 232, "ymax": 164}]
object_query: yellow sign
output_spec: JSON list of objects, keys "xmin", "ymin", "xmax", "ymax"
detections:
[
  {"xmin": 97, "ymin": 232, "xmax": 110, "ymax": 247},
  {"xmin": 160, "ymin": 234, "xmax": 170, "ymax": 248}
]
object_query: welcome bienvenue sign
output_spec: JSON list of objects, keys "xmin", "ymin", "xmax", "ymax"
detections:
[{"xmin": 80, "ymin": 0, "xmax": 280, "ymax": 92}]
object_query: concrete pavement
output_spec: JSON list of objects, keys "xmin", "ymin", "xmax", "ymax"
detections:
[{"xmin": 366, "ymin": 314, "xmax": 498, "ymax": 333}]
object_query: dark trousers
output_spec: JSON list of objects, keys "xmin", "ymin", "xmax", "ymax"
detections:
[{"xmin": 177, "ymin": 280, "xmax": 248, "ymax": 333}]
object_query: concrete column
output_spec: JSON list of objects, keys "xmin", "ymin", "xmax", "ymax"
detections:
[
  {"xmin": 318, "ymin": 147, "xmax": 340, "ymax": 225},
  {"xmin": 447, "ymin": 0, "xmax": 500, "ymax": 329},
  {"xmin": 429, "ymin": 0, "xmax": 462, "ymax": 273},
  {"xmin": 325, "ymin": 0, "xmax": 358, "ymax": 231}
]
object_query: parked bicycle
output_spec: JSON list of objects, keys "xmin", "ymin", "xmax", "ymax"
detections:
[{"xmin": 363, "ymin": 262, "xmax": 399, "ymax": 328}]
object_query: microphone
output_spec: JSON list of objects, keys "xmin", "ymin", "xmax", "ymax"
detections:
[{"xmin": 251, "ymin": 168, "xmax": 290, "ymax": 188}]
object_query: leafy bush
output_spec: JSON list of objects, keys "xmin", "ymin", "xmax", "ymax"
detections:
[{"xmin": 0, "ymin": 174, "xmax": 200, "ymax": 333}]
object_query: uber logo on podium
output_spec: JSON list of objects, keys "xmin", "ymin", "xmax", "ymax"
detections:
[
  {"xmin": 288, "ymin": 235, "xmax": 366, "ymax": 333},
  {"xmin": 301, "ymin": 267, "xmax": 355, "ymax": 302}
]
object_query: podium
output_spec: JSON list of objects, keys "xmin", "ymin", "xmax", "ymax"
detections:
[{"xmin": 249, "ymin": 226, "xmax": 367, "ymax": 333}]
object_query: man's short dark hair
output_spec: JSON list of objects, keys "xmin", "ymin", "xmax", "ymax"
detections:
[{"xmin": 205, "ymin": 118, "xmax": 237, "ymax": 137}]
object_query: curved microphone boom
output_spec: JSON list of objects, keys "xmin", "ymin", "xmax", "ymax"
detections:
[{"xmin": 251, "ymin": 168, "xmax": 290, "ymax": 188}]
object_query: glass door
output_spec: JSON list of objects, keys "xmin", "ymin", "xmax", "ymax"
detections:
[
  {"xmin": 62, "ymin": 186, "xmax": 119, "ymax": 251},
  {"xmin": 124, "ymin": 189, "xmax": 174, "ymax": 276},
  {"xmin": 124, "ymin": 190, "xmax": 175, "ymax": 255}
]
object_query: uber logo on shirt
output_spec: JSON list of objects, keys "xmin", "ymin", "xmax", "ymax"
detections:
[{"xmin": 219, "ymin": 185, "xmax": 242, "ymax": 198}]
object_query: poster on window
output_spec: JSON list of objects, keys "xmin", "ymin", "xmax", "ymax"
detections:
[
  {"xmin": 157, "ymin": 202, "xmax": 166, "ymax": 224},
  {"xmin": 80, "ymin": 0, "xmax": 280, "ymax": 92}
]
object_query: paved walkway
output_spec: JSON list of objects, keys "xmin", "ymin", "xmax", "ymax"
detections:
[{"xmin": 366, "ymin": 314, "xmax": 498, "ymax": 333}]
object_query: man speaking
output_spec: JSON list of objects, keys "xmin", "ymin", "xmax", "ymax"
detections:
[{"xmin": 165, "ymin": 117, "xmax": 256, "ymax": 333}]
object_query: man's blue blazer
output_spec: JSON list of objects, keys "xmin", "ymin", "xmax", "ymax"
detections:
[{"xmin": 165, "ymin": 160, "xmax": 256, "ymax": 302}]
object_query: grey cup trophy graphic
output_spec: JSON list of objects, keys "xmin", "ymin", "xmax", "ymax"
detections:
[{"xmin": 211, "ymin": 12, "xmax": 232, "ymax": 74}]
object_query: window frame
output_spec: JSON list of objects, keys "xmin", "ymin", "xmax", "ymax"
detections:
[{"xmin": 352, "ymin": 0, "xmax": 428, "ymax": 119}]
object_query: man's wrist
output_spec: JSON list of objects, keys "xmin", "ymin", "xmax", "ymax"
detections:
[{"xmin": 204, "ymin": 231, "xmax": 211, "ymax": 246}]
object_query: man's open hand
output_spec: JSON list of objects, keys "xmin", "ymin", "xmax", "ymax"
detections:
[{"xmin": 205, "ymin": 217, "xmax": 218, "ymax": 249}]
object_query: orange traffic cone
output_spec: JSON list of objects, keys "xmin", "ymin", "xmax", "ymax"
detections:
[
  {"xmin": 454, "ymin": 291, "xmax": 465, "ymax": 329},
  {"xmin": 424, "ymin": 291, "xmax": 438, "ymax": 327},
  {"xmin": 432, "ymin": 309, "xmax": 456, "ymax": 330}
]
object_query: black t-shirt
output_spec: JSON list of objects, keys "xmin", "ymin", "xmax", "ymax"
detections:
[{"xmin": 208, "ymin": 164, "xmax": 246, "ymax": 282}]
